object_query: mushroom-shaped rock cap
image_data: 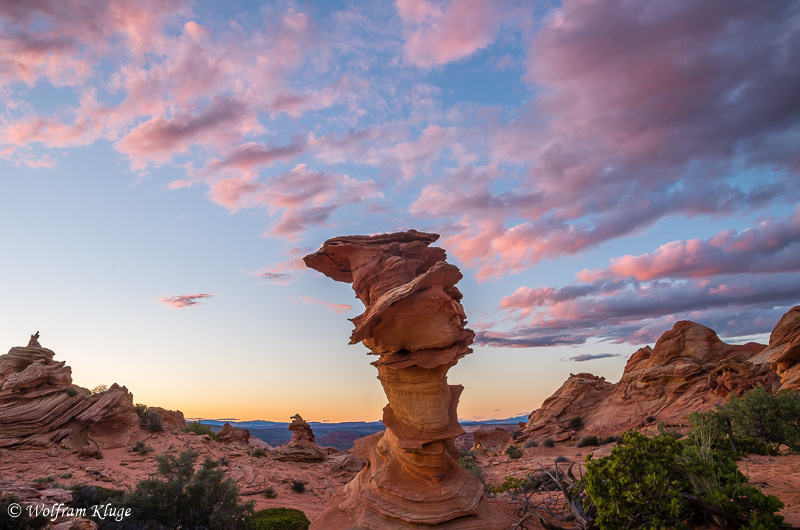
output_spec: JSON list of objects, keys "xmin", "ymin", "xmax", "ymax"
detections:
[{"xmin": 303, "ymin": 229, "xmax": 440, "ymax": 282}]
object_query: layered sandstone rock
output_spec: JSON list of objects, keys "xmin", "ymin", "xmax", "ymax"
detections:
[
  {"xmin": 273, "ymin": 414, "xmax": 326, "ymax": 462},
  {"xmin": 520, "ymin": 321, "xmax": 779, "ymax": 441},
  {"xmin": 470, "ymin": 427, "xmax": 512, "ymax": 454},
  {"xmin": 304, "ymin": 230, "xmax": 508, "ymax": 529},
  {"xmin": 217, "ymin": 422, "xmax": 251, "ymax": 443},
  {"xmin": 753, "ymin": 306, "xmax": 800, "ymax": 390},
  {"xmin": 146, "ymin": 406, "xmax": 187, "ymax": 430},
  {"xmin": 0, "ymin": 334, "xmax": 137, "ymax": 450}
]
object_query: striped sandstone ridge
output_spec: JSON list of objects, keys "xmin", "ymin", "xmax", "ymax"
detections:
[
  {"xmin": 0, "ymin": 333, "xmax": 138, "ymax": 450},
  {"xmin": 304, "ymin": 230, "xmax": 509, "ymax": 529},
  {"xmin": 519, "ymin": 320, "xmax": 780, "ymax": 443},
  {"xmin": 751, "ymin": 305, "xmax": 800, "ymax": 391}
]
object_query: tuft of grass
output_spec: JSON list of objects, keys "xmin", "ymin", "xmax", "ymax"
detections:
[{"xmin": 577, "ymin": 435, "xmax": 600, "ymax": 448}]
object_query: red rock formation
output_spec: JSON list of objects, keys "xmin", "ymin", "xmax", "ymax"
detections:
[
  {"xmin": 470, "ymin": 427, "xmax": 512, "ymax": 454},
  {"xmin": 273, "ymin": 414, "xmax": 326, "ymax": 462},
  {"xmin": 146, "ymin": 406, "xmax": 186, "ymax": 430},
  {"xmin": 754, "ymin": 306, "xmax": 800, "ymax": 390},
  {"xmin": 0, "ymin": 335, "xmax": 138, "ymax": 450},
  {"xmin": 521, "ymin": 321, "xmax": 779, "ymax": 441},
  {"xmin": 217, "ymin": 422, "xmax": 250, "ymax": 443},
  {"xmin": 304, "ymin": 230, "xmax": 508, "ymax": 529}
]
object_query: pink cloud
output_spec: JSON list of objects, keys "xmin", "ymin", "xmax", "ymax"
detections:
[
  {"xmin": 397, "ymin": 0, "xmax": 513, "ymax": 67},
  {"xmin": 158, "ymin": 293, "xmax": 213, "ymax": 309},
  {"xmin": 293, "ymin": 296, "xmax": 353, "ymax": 314}
]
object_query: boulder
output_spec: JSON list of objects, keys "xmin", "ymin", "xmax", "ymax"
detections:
[{"xmin": 217, "ymin": 422, "xmax": 250, "ymax": 443}]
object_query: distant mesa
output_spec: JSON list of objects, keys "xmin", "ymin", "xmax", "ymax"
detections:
[
  {"xmin": 517, "ymin": 307, "xmax": 800, "ymax": 445},
  {"xmin": 273, "ymin": 413, "xmax": 326, "ymax": 462},
  {"xmin": 305, "ymin": 230, "xmax": 509, "ymax": 529}
]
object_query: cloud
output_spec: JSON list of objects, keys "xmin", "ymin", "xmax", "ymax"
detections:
[
  {"xmin": 397, "ymin": 0, "xmax": 515, "ymax": 67},
  {"xmin": 245, "ymin": 268, "xmax": 295, "ymax": 286},
  {"xmin": 566, "ymin": 353, "xmax": 621, "ymax": 362},
  {"xmin": 158, "ymin": 293, "xmax": 213, "ymax": 309},
  {"xmin": 293, "ymin": 296, "xmax": 353, "ymax": 314}
]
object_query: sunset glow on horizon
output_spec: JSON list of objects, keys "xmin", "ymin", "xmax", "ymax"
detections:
[{"xmin": 1, "ymin": 0, "xmax": 798, "ymax": 423}]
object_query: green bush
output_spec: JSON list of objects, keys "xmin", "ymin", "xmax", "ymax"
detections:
[
  {"xmin": 65, "ymin": 386, "xmax": 79, "ymax": 397},
  {"xmin": 119, "ymin": 450, "xmax": 254, "ymax": 529},
  {"xmin": 458, "ymin": 452, "xmax": 487, "ymax": 492},
  {"xmin": 0, "ymin": 495, "xmax": 49, "ymax": 529},
  {"xmin": 543, "ymin": 438, "xmax": 555, "ymax": 448},
  {"xmin": 263, "ymin": 486, "xmax": 277, "ymax": 499},
  {"xmin": 577, "ymin": 435, "xmax": 600, "ymax": 448},
  {"xmin": 251, "ymin": 449, "xmax": 267, "ymax": 458},
  {"xmin": 91, "ymin": 384, "xmax": 108, "ymax": 394},
  {"xmin": 584, "ymin": 430, "xmax": 784, "ymax": 529},
  {"xmin": 142, "ymin": 409, "xmax": 164, "ymax": 432},
  {"xmin": 184, "ymin": 420, "xmax": 217, "ymax": 439},
  {"xmin": 131, "ymin": 440, "xmax": 150, "ymax": 454},
  {"xmin": 568, "ymin": 416, "xmax": 584, "ymax": 431},
  {"xmin": 601, "ymin": 435, "xmax": 621, "ymax": 445},
  {"xmin": 133, "ymin": 403, "xmax": 148, "ymax": 417},
  {"xmin": 504, "ymin": 445, "xmax": 523, "ymax": 459},
  {"xmin": 246, "ymin": 507, "xmax": 309, "ymax": 530}
]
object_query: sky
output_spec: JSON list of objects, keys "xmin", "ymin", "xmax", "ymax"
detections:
[{"xmin": 1, "ymin": 0, "xmax": 799, "ymax": 422}]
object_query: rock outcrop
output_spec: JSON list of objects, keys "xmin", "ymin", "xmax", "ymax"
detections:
[
  {"xmin": 521, "ymin": 321, "xmax": 780, "ymax": 441},
  {"xmin": 146, "ymin": 406, "xmax": 187, "ymax": 430},
  {"xmin": 470, "ymin": 427, "xmax": 512, "ymax": 454},
  {"xmin": 304, "ymin": 230, "xmax": 508, "ymax": 529},
  {"xmin": 217, "ymin": 422, "xmax": 250, "ymax": 443},
  {"xmin": 753, "ymin": 306, "xmax": 800, "ymax": 390},
  {"xmin": 0, "ymin": 334, "xmax": 137, "ymax": 450},
  {"xmin": 273, "ymin": 414, "xmax": 326, "ymax": 462}
]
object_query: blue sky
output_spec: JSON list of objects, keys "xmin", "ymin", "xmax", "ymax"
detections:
[{"xmin": 1, "ymin": 0, "xmax": 798, "ymax": 421}]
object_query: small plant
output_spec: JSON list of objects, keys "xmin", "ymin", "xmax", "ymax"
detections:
[
  {"xmin": 251, "ymin": 449, "xmax": 268, "ymax": 458},
  {"xmin": 142, "ymin": 409, "xmax": 164, "ymax": 432},
  {"xmin": 601, "ymin": 435, "xmax": 621, "ymax": 445},
  {"xmin": 554, "ymin": 455, "xmax": 569, "ymax": 463},
  {"xmin": 36, "ymin": 476, "xmax": 54, "ymax": 483},
  {"xmin": 59, "ymin": 472, "xmax": 73, "ymax": 479},
  {"xmin": 184, "ymin": 420, "xmax": 216, "ymax": 438},
  {"xmin": 543, "ymin": 438, "xmax": 555, "ymax": 448},
  {"xmin": 291, "ymin": 480, "xmax": 306, "ymax": 493},
  {"xmin": 505, "ymin": 445, "xmax": 523, "ymax": 459},
  {"xmin": 524, "ymin": 439, "xmax": 538, "ymax": 448},
  {"xmin": 246, "ymin": 507, "xmax": 310, "ymax": 530},
  {"xmin": 646, "ymin": 415, "xmax": 657, "ymax": 423},
  {"xmin": 263, "ymin": 486, "xmax": 277, "ymax": 499},
  {"xmin": 568, "ymin": 416, "xmax": 584, "ymax": 431},
  {"xmin": 131, "ymin": 440, "xmax": 150, "ymax": 454},
  {"xmin": 93, "ymin": 451, "xmax": 104, "ymax": 459},
  {"xmin": 510, "ymin": 429, "xmax": 523, "ymax": 440},
  {"xmin": 91, "ymin": 384, "xmax": 108, "ymax": 394},
  {"xmin": 577, "ymin": 435, "xmax": 600, "ymax": 448},
  {"xmin": 458, "ymin": 452, "xmax": 488, "ymax": 492},
  {"xmin": 133, "ymin": 403, "xmax": 148, "ymax": 417},
  {"xmin": 65, "ymin": 386, "xmax": 79, "ymax": 397}
]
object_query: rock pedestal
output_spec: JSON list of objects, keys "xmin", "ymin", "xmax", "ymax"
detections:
[
  {"xmin": 273, "ymin": 414, "xmax": 326, "ymax": 462},
  {"xmin": 304, "ymin": 230, "xmax": 507, "ymax": 529}
]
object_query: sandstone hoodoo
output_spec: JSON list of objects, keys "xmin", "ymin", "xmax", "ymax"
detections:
[
  {"xmin": 753, "ymin": 305, "xmax": 800, "ymax": 391},
  {"xmin": 0, "ymin": 333, "xmax": 138, "ymax": 450},
  {"xmin": 216, "ymin": 421, "xmax": 250, "ymax": 444},
  {"xmin": 273, "ymin": 413, "xmax": 326, "ymax": 462},
  {"xmin": 304, "ymin": 230, "xmax": 508, "ymax": 529}
]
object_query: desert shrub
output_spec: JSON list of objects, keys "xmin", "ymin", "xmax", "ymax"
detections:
[
  {"xmin": 584, "ymin": 430, "xmax": 784, "ymax": 529},
  {"xmin": 118, "ymin": 450, "xmax": 253, "ymax": 529},
  {"xmin": 133, "ymin": 403, "xmax": 148, "ymax": 417},
  {"xmin": 35, "ymin": 476, "xmax": 54, "ymax": 483},
  {"xmin": 505, "ymin": 445, "xmax": 523, "ymax": 459},
  {"xmin": 251, "ymin": 449, "xmax": 267, "ymax": 458},
  {"xmin": 93, "ymin": 451, "xmax": 104, "ymax": 459},
  {"xmin": 577, "ymin": 435, "xmax": 600, "ymax": 448},
  {"xmin": 524, "ymin": 439, "xmax": 538, "ymax": 448},
  {"xmin": 184, "ymin": 420, "xmax": 216, "ymax": 438},
  {"xmin": 71, "ymin": 485, "xmax": 125, "ymax": 510},
  {"xmin": 142, "ymin": 409, "xmax": 164, "ymax": 432},
  {"xmin": 65, "ymin": 386, "xmax": 79, "ymax": 397},
  {"xmin": 290, "ymin": 480, "xmax": 306, "ymax": 493},
  {"xmin": 510, "ymin": 429, "xmax": 523, "ymax": 440},
  {"xmin": 543, "ymin": 438, "xmax": 555, "ymax": 448},
  {"xmin": 59, "ymin": 471, "xmax": 72, "ymax": 479},
  {"xmin": 656, "ymin": 421, "xmax": 684, "ymax": 439},
  {"xmin": 0, "ymin": 495, "xmax": 49, "ymax": 529},
  {"xmin": 568, "ymin": 416, "xmax": 584, "ymax": 431},
  {"xmin": 601, "ymin": 435, "xmax": 621, "ymax": 445},
  {"xmin": 716, "ymin": 387, "xmax": 799, "ymax": 454},
  {"xmin": 131, "ymin": 440, "xmax": 150, "ymax": 454},
  {"xmin": 246, "ymin": 507, "xmax": 309, "ymax": 530},
  {"xmin": 645, "ymin": 415, "xmax": 656, "ymax": 423},
  {"xmin": 458, "ymin": 452, "xmax": 487, "ymax": 492},
  {"xmin": 554, "ymin": 455, "xmax": 569, "ymax": 463},
  {"xmin": 91, "ymin": 384, "xmax": 108, "ymax": 394},
  {"xmin": 263, "ymin": 486, "xmax": 277, "ymax": 499}
]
